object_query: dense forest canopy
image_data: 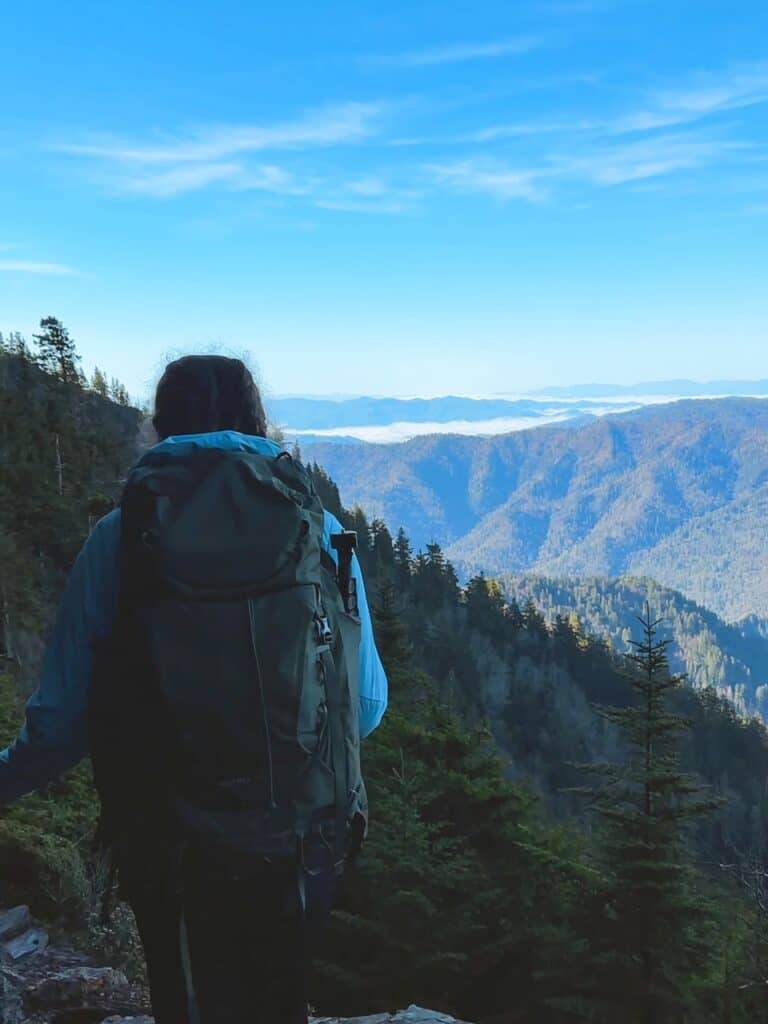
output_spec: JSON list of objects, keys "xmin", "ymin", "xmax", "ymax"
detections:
[
  {"xmin": 501, "ymin": 574, "xmax": 768, "ymax": 718},
  {"xmin": 3, "ymin": 321, "xmax": 768, "ymax": 1021}
]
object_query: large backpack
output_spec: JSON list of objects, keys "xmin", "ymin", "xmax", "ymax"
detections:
[{"xmin": 88, "ymin": 445, "xmax": 367, "ymax": 889}]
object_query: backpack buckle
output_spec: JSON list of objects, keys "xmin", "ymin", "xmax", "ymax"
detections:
[{"xmin": 314, "ymin": 616, "xmax": 333, "ymax": 645}]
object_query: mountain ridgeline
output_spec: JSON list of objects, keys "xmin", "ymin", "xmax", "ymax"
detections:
[
  {"xmin": 302, "ymin": 397, "xmax": 768, "ymax": 621},
  {"xmin": 265, "ymin": 393, "xmax": 633, "ymax": 437}
]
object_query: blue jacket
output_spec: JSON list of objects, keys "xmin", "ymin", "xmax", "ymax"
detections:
[{"xmin": 0, "ymin": 431, "xmax": 389, "ymax": 804}]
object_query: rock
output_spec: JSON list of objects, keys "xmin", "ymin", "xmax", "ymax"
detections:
[
  {"xmin": 0, "ymin": 908, "xmax": 30, "ymax": 944},
  {"xmin": 0, "ymin": 965, "xmax": 24, "ymax": 1024},
  {"xmin": 311, "ymin": 1008, "xmax": 471, "ymax": 1024},
  {"xmin": 97, "ymin": 1011, "xmax": 469, "ymax": 1024},
  {"xmin": 397, "ymin": 1009, "xmax": 470, "ymax": 1024},
  {"xmin": 3, "ymin": 927, "xmax": 48, "ymax": 960},
  {"xmin": 100, "ymin": 1018, "xmax": 154, "ymax": 1023},
  {"xmin": 0, "ymin": 903, "xmax": 472, "ymax": 1024},
  {"xmin": 312, "ymin": 1016, "xmax": 391, "ymax": 1024},
  {"xmin": 25, "ymin": 966, "xmax": 131, "ymax": 1011}
]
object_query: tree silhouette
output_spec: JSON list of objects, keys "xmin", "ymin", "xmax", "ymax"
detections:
[{"xmin": 33, "ymin": 316, "xmax": 82, "ymax": 385}]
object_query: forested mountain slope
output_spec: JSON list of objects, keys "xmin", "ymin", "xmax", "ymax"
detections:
[
  {"xmin": 303, "ymin": 397, "xmax": 768, "ymax": 619},
  {"xmin": 501, "ymin": 574, "xmax": 768, "ymax": 716},
  {"xmin": 0, "ymin": 330, "xmax": 140, "ymax": 673},
  {"xmin": 309, "ymin": 465, "xmax": 768, "ymax": 1021}
]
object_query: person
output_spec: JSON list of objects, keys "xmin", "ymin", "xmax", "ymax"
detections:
[{"xmin": 0, "ymin": 354, "xmax": 388, "ymax": 1023}]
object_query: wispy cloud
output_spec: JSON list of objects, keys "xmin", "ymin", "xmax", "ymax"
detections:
[
  {"xmin": 612, "ymin": 64, "xmax": 768, "ymax": 134},
  {"xmin": 46, "ymin": 65, "xmax": 765, "ymax": 213},
  {"xmin": 469, "ymin": 120, "xmax": 592, "ymax": 142},
  {"xmin": 369, "ymin": 36, "xmax": 542, "ymax": 68},
  {"xmin": 235, "ymin": 164, "xmax": 319, "ymax": 195},
  {"xmin": 564, "ymin": 133, "xmax": 749, "ymax": 185},
  {"xmin": 314, "ymin": 197, "xmax": 412, "ymax": 215},
  {"xmin": 52, "ymin": 102, "xmax": 385, "ymax": 165},
  {"xmin": 315, "ymin": 176, "xmax": 421, "ymax": 214},
  {"xmin": 53, "ymin": 102, "xmax": 390, "ymax": 201},
  {"xmin": 345, "ymin": 176, "xmax": 390, "ymax": 197},
  {"xmin": 95, "ymin": 160, "xmax": 322, "ymax": 200},
  {"xmin": 426, "ymin": 130, "xmax": 746, "ymax": 202},
  {"xmin": 118, "ymin": 162, "xmax": 243, "ymax": 197},
  {"xmin": 389, "ymin": 119, "xmax": 591, "ymax": 147},
  {"xmin": 86, "ymin": 149, "xmax": 414, "ymax": 211},
  {"xmin": 428, "ymin": 160, "xmax": 545, "ymax": 201},
  {"xmin": 0, "ymin": 259, "xmax": 78, "ymax": 275},
  {"xmin": 407, "ymin": 65, "xmax": 768, "ymax": 152}
]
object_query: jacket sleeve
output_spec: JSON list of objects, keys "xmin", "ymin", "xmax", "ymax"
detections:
[
  {"xmin": 0, "ymin": 510, "xmax": 121, "ymax": 803},
  {"xmin": 322, "ymin": 511, "xmax": 389, "ymax": 738}
]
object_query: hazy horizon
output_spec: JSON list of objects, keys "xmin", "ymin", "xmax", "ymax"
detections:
[{"xmin": 271, "ymin": 390, "xmax": 768, "ymax": 444}]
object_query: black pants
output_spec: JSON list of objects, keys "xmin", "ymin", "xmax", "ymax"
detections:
[{"xmin": 126, "ymin": 841, "xmax": 340, "ymax": 1024}]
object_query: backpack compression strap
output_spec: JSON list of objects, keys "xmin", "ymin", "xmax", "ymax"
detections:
[{"xmin": 317, "ymin": 644, "xmax": 349, "ymax": 874}]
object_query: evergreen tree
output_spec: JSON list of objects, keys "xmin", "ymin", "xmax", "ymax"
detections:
[
  {"xmin": 33, "ymin": 316, "xmax": 82, "ymax": 384},
  {"xmin": 393, "ymin": 527, "xmax": 413, "ymax": 591},
  {"xmin": 108, "ymin": 377, "xmax": 125, "ymax": 404},
  {"xmin": 583, "ymin": 608, "xmax": 720, "ymax": 1023},
  {"xmin": 411, "ymin": 542, "xmax": 460, "ymax": 610},
  {"xmin": 373, "ymin": 579, "xmax": 412, "ymax": 679},
  {"xmin": 90, "ymin": 366, "xmax": 109, "ymax": 397},
  {"xmin": 347, "ymin": 506, "xmax": 372, "ymax": 571},
  {"xmin": 506, "ymin": 596, "xmax": 525, "ymax": 631},
  {"xmin": 522, "ymin": 597, "xmax": 548, "ymax": 639},
  {"xmin": 321, "ymin": 689, "xmax": 586, "ymax": 1022},
  {"xmin": 466, "ymin": 574, "xmax": 506, "ymax": 638},
  {"xmin": 309, "ymin": 463, "xmax": 345, "ymax": 521},
  {"xmin": 370, "ymin": 518, "xmax": 394, "ymax": 577}
]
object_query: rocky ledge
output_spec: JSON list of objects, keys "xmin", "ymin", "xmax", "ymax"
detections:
[
  {"xmin": 0, "ymin": 905, "xmax": 471, "ymax": 1024},
  {"xmin": 102, "ymin": 1013, "xmax": 469, "ymax": 1024}
]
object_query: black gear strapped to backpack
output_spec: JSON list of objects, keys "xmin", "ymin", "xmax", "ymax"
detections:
[{"xmin": 88, "ymin": 445, "xmax": 368, "ymax": 905}]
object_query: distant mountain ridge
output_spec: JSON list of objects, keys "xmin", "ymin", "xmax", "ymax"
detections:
[
  {"xmin": 266, "ymin": 394, "xmax": 625, "ymax": 431},
  {"xmin": 267, "ymin": 382, "xmax": 768, "ymax": 438},
  {"xmin": 302, "ymin": 397, "xmax": 768, "ymax": 621},
  {"xmin": 528, "ymin": 379, "xmax": 768, "ymax": 398}
]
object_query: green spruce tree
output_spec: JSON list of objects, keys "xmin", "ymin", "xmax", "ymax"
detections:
[
  {"xmin": 584, "ymin": 607, "xmax": 720, "ymax": 1023},
  {"xmin": 393, "ymin": 527, "xmax": 413, "ymax": 592}
]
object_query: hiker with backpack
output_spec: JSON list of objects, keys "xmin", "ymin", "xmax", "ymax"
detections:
[{"xmin": 0, "ymin": 354, "xmax": 389, "ymax": 1023}]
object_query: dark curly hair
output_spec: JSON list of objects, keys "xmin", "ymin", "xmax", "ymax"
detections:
[{"xmin": 152, "ymin": 355, "xmax": 268, "ymax": 440}]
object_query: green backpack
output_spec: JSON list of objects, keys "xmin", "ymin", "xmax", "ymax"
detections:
[{"xmin": 88, "ymin": 445, "xmax": 367, "ymax": 887}]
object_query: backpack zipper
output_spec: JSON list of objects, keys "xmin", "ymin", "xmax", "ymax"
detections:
[{"xmin": 247, "ymin": 598, "xmax": 277, "ymax": 810}]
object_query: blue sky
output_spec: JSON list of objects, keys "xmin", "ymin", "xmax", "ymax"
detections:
[{"xmin": 1, "ymin": 0, "xmax": 767, "ymax": 401}]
